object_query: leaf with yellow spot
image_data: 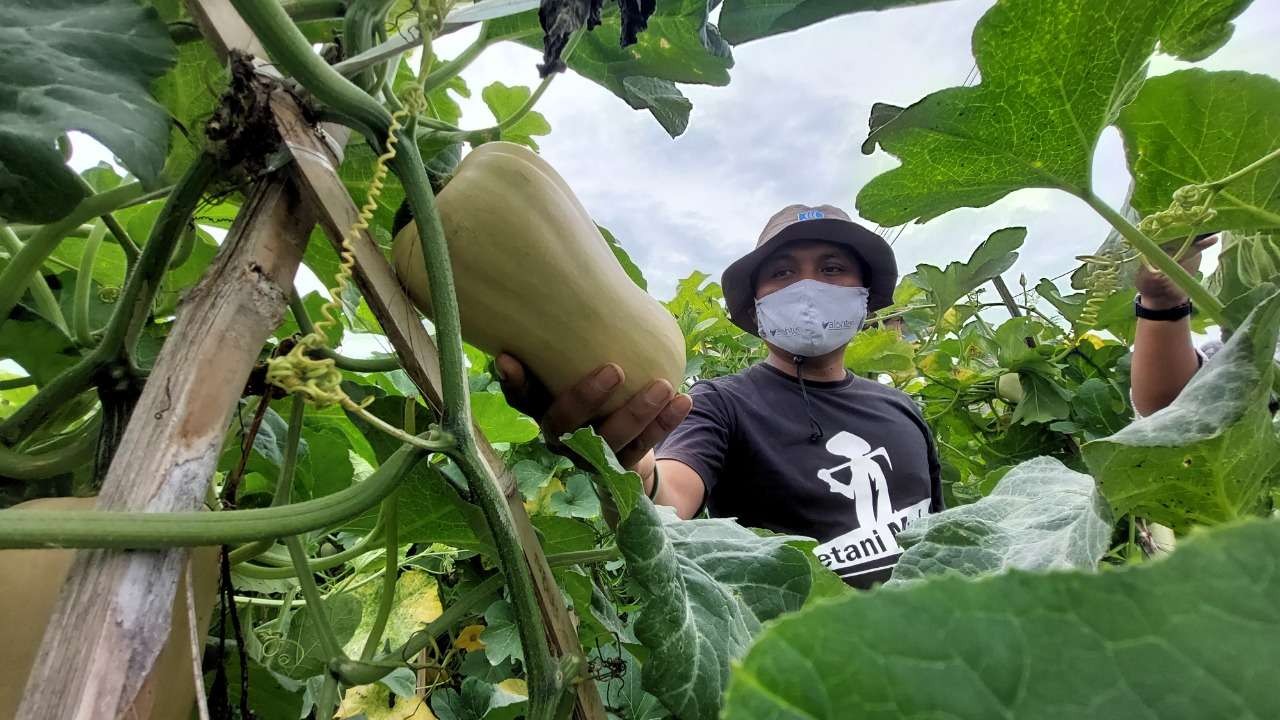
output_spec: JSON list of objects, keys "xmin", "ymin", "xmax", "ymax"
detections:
[
  {"xmin": 336, "ymin": 683, "xmax": 436, "ymax": 720},
  {"xmin": 453, "ymin": 623, "xmax": 486, "ymax": 652},
  {"xmin": 344, "ymin": 570, "xmax": 443, "ymax": 659}
]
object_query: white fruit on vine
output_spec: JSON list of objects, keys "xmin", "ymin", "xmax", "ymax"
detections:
[{"xmin": 997, "ymin": 372, "xmax": 1023, "ymax": 403}]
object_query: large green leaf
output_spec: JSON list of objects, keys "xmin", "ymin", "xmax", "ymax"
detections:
[
  {"xmin": 482, "ymin": 0, "xmax": 732, "ymax": 136},
  {"xmin": 1082, "ymin": 290, "xmax": 1280, "ymax": 533},
  {"xmin": 718, "ymin": 0, "xmax": 943, "ymax": 45},
  {"xmin": 150, "ymin": 0, "xmax": 227, "ymax": 179},
  {"xmin": 343, "ymin": 461, "xmax": 493, "ymax": 554},
  {"xmin": 856, "ymin": 0, "xmax": 1252, "ymax": 226},
  {"xmin": 481, "ymin": 82, "xmax": 551, "ymax": 150},
  {"xmin": 1117, "ymin": 69, "xmax": 1280, "ymax": 239},
  {"xmin": 1207, "ymin": 230, "xmax": 1280, "ymax": 309},
  {"xmin": 887, "ymin": 456, "xmax": 1111, "ymax": 587},
  {"xmin": 844, "ymin": 326, "xmax": 915, "ymax": 375},
  {"xmin": 616, "ymin": 500, "xmax": 812, "ymax": 720},
  {"xmin": 722, "ymin": 518, "xmax": 1280, "ymax": 720},
  {"xmin": 566, "ymin": 428, "xmax": 813, "ymax": 720},
  {"xmin": 0, "ymin": 0, "xmax": 175, "ymax": 223},
  {"xmin": 903, "ymin": 227, "xmax": 1024, "ymax": 314}
]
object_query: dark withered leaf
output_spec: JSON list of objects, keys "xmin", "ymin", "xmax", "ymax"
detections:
[
  {"xmin": 617, "ymin": 0, "xmax": 656, "ymax": 45},
  {"xmin": 537, "ymin": 0, "xmax": 656, "ymax": 76}
]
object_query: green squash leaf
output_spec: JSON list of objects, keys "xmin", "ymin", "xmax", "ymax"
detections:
[
  {"xmin": 1117, "ymin": 69, "xmax": 1280, "ymax": 239},
  {"xmin": 0, "ymin": 0, "xmax": 175, "ymax": 223},
  {"xmin": 480, "ymin": 599, "xmax": 524, "ymax": 665},
  {"xmin": 548, "ymin": 473, "xmax": 602, "ymax": 519},
  {"xmin": 471, "ymin": 391, "xmax": 539, "ymax": 444},
  {"xmin": 599, "ymin": 224, "xmax": 648, "ymax": 290},
  {"xmin": 723, "ymin": 518, "xmax": 1280, "ymax": 720},
  {"xmin": 617, "ymin": 499, "xmax": 812, "ymax": 720},
  {"xmin": 1083, "ymin": 289, "xmax": 1280, "ymax": 533},
  {"xmin": 856, "ymin": 0, "xmax": 1251, "ymax": 226},
  {"xmin": 718, "ymin": 0, "xmax": 944, "ymax": 45},
  {"xmin": 844, "ymin": 326, "xmax": 916, "ymax": 375},
  {"xmin": 887, "ymin": 456, "xmax": 1112, "ymax": 587},
  {"xmin": 562, "ymin": 428, "xmax": 646, "ymax": 521},
  {"xmin": 904, "ymin": 227, "xmax": 1024, "ymax": 314},
  {"xmin": 1010, "ymin": 370, "xmax": 1072, "ymax": 426},
  {"xmin": 267, "ymin": 592, "xmax": 364, "ymax": 680},
  {"xmin": 481, "ymin": 82, "xmax": 552, "ymax": 150}
]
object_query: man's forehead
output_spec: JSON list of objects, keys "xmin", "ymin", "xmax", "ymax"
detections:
[{"xmin": 763, "ymin": 239, "xmax": 857, "ymax": 263}]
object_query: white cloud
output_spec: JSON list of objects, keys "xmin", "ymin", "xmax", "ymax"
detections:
[{"xmin": 435, "ymin": 0, "xmax": 1280, "ymax": 301}]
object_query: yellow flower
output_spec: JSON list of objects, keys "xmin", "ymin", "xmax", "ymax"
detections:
[{"xmin": 454, "ymin": 623, "xmax": 487, "ymax": 651}]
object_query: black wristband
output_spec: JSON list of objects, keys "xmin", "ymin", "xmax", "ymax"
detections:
[
  {"xmin": 646, "ymin": 464, "xmax": 661, "ymax": 500},
  {"xmin": 1134, "ymin": 295, "xmax": 1193, "ymax": 321}
]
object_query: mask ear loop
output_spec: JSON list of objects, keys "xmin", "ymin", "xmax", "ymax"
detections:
[{"xmin": 793, "ymin": 355, "xmax": 825, "ymax": 443}]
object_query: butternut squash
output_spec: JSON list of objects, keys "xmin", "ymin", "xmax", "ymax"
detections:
[
  {"xmin": 0, "ymin": 496, "xmax": 221, "ymax": 720},
  {"xmin": 392, "ymin": 141, "xmax": 685, "ymax": 416}
]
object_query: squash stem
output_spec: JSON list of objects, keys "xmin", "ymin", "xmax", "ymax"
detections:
[
  {"xmin": 72, "ymin": 220, "xmax": 108, "ymax": 346},
  {"xmin": 360, "ymin": 490, "xmax": 400, "ymax": 660},
  {"xmin": 1081, "ymin": 191, "xmax": 1226, "ymax": 327},
  {"xmin": 0, "ymin": 437, "xmax": 426, "ymax": 548},
  {"xmin": 0, "ymin": 154, "xmax": 220, "ymax": 446},
  {"xmin": 0, "ymin": 223, "xmax": 69, "ymax": 335},
  {"xmin": 224, "ymin": 3, "xmax": 564, "ymax": 715},
  {"xmin": 289, "ymin": 292, "xmax": 402, "ymax": 372},
  {"xmin": 0, "ymin": 181, "xmax": 144, "ymax": 333}
]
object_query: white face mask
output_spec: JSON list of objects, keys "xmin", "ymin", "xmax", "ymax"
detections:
[{"xmin": 754, "ymin": 279, "xmax": 869, "ymax": 357}]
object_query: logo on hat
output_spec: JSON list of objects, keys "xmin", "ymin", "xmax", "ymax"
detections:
[{"xmin": 797, "ymin": 209, "xmax": 825, "ymax": 221}]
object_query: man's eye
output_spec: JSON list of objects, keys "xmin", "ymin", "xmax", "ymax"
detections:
[
  {"xmin": 822, "ymin": 265, "xmax": 846, "ymax": 273},
  {"xmin": 771, "ymin": 268, "xmax": 793, "ymax": 279}
]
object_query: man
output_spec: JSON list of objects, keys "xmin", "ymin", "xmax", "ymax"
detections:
[{"xmin": 498, "ymin": 204, "xmax": 944, "ymax": 588}]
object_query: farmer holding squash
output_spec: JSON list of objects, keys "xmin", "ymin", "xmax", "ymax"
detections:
[{"xmin": 498, "ymin": 204, "xmax": 944, "ymax": 588}]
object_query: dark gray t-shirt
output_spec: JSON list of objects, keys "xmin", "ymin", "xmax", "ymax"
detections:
[{"xmin": 656, "ymin": 363, "xmax": 944, "ymax": 588}]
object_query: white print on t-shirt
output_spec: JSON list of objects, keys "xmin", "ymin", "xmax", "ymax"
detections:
[{"xmin": 812, "ymin": 430, "xmax": 932, "ymax": 578}]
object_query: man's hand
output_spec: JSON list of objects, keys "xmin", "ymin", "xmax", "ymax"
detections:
[
  {"xmin": 1134, "ymin": 234, "xmax": 1218, "ymax": 309},
  {"xmin": 494, "ymin": 353, "xmax": 692, "ymax": 469}
]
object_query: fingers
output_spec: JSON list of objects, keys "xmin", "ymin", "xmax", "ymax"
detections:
[
  {"xmin": 541, "ymin": 363, "xmax": 625, "ymax": 440},
  {"xmin": 495, "ymin": 353, "xmax": 544, "ymax": 419},
  {"xmin": 616, "ymin": 392, "xmax": 693, "ymax": 469},
  {"xmin": 597, "ymin": 379, "xmax": 675, "ymax": 450}
]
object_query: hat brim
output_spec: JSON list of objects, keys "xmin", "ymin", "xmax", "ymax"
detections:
[{"xmin": 722, "ymin": 218, "xmax": 897, "ymax": 336}]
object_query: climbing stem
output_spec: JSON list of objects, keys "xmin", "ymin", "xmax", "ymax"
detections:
[
  {"xmin": 0, "ymin": 154, "xmax": 219, "ymax": 445},
  {"xmin": 0, "ymin": 437, "xmax": 426, "ymax": 548},
  {"xmin": 73, "ymin": 220, "xmax": 108, "ymax": 346},
  {"xmin": 288, "ymin": 293, "xmax": 400, "ymax": 372},
  {"xmin": 286, "ymin": 534, "xmax": 346, "ymax": 660},
  {"xmin": 0, "ymin": 223, "xmax": 68, "ymax": 335},
  {"xmin": 1082, "ymin": 192, "xmax": 1227, "ymax": 328},
  {"xmin": 418, "ymin": 34, "xmax": 491, "ymax": 96},
  {"xmin": 1206, "ymin": 146, "xmax": 1280, "ymax": 191},
  {"xmin": 0, "ymin": 377, "xmax": 35, "ymax": 391},
  {"xmin": 360, "ymin": 491, "xmax": 399, "ymax": 660},
  {"xmin": 232, "ymin": 522, "xmax": 384, "ymax": 578},
  {"xmin": 0, "ymin": 415, "xmax": 101, "ymax": 481},
  {"xmin": 0, "ymin": 181, "xmax": 144, "ymax": 329},
  {"xmin": 225, "ymin": 5, "xmax": 562, "ymax": 715}
]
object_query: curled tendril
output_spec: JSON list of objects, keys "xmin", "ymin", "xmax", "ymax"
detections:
[
  {"xmin": 267, "ymin": 104, "xmax": 413, "ymax": 410},
  {"xmin": 1138, "ymin": 183, "xmax": 1219, "ymax": 237},
  {"xmin": 1074, "ymin": 249, "xmax": 1132, "ymax": 334}
]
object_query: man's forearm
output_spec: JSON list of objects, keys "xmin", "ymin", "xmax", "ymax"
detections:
[
  {"xmin": 1131, "ymin": 312, "xmax": 1199, "ymax": 416},
  {"xmin": 632, "ymin": 450, "xmax": 706, "ymax": 520}
]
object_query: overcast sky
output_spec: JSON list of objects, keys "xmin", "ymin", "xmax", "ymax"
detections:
[
  {"xmin": 63, "ymin": 0, "xmax": 1280, "ymax": 306},
  {"xmin": 432, "ymin": 0, "xmax": 1280, "ymax": 301}
]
